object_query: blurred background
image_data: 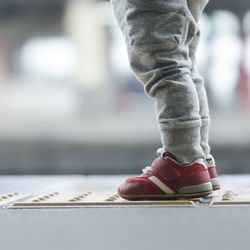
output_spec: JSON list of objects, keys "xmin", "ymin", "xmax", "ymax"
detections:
[{"xmin": 0, "ymin": 0, "xmax": 249, "ymax": 175}]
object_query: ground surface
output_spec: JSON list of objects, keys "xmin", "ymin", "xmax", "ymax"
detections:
[{"xmin": 0, "ymin": 175, "xmax": 250, "ymax": 250}]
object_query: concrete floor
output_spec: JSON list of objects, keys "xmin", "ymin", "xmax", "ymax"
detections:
[{"xmin": 1, "ymin": 175, "xmax": 250, "ymax": 250}]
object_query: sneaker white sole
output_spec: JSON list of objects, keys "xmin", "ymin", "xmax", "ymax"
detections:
[
  {"xmin": 210, "ymin": 177, "xmax": 220, "ymax": 190},
  {"xmin": 119, "ymin": 182, "xmax": 213, "ymax": 200}
]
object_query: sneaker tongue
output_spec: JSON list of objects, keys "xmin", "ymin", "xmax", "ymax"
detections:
[{"xmin": 162, "ymin": 151, "xmax": 178, "ymax": 161}]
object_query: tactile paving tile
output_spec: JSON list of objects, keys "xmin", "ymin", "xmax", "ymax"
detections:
[
  {"xmin": 0, "ymin": 192, "xmax": 25, "ymax": 207},
  {"xmin": 210, "ymin": 188, "xmax": 250, "ymax": 206},
  {"xmin": 10, "ymin": 191, "xmax": 195, "ymax": 208}
]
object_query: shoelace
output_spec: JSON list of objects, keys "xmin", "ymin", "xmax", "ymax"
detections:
[{"xmin": 142, "ymin": 148, "xmax": 165, "ymax": 174}]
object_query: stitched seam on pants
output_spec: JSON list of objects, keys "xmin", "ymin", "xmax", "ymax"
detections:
[{"xmin": 167, "ymin": 9, "xmax": 190, "ymax": 119}]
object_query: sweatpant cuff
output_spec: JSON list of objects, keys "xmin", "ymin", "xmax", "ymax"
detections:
[{"xmin": 160, "ymin": 126, "xmax": 205, "ymax": 164}]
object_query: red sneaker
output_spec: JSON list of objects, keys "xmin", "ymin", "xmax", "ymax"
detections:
[
  {"xmin": 118, "ymin": 149, "xmax": 213, "ymax": 200},
  {"xmin": 206, "ymin": 154, "xmax": 220, "ymax": 191}
]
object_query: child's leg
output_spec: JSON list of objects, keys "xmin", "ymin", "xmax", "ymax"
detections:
[
  {"xmin": 187, "ymin": 0, "xmax": 211, "ymax": 155},
  {"xmin": 186, "ymin": 0, "xmax": 220, "ymax": 191},
  {"xmin": 111, "ymin": 0, "xmax": 204, "ymax": 164}
]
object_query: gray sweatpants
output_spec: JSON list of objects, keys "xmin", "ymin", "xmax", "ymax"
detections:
[{"xmin": 111, "ymin": 0, "xmax": 210, "ymax": 164}]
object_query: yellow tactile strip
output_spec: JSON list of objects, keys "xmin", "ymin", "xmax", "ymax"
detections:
[
  {"xmin": 210, "ymin": 189, "xmax": 250, "ymax": 206},
  {"xmin": 6, "ymin": 188, "xmax": 250, "ymax": 208},
  {"xmin": 10, "ymin": 191, "xmax": 195, "ymax": 208},
  {"xmin": 0, "ymin": 192, "xmax": 23, "ymax": 206}
]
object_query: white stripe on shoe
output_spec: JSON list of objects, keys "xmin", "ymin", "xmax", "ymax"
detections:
[
  {"xmin": 148, "ymin": 176, "xmax": 175, "ymax": 194},
  {"xmin": 210, "ymin": 177, "xmax": 220, "ymax": 186}
]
